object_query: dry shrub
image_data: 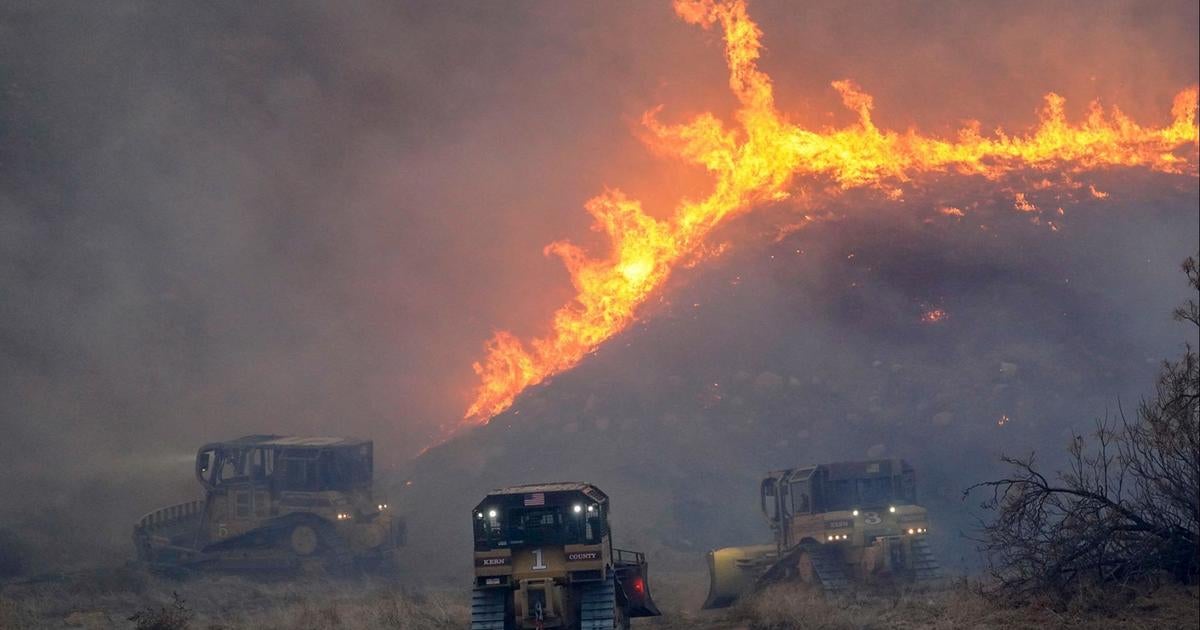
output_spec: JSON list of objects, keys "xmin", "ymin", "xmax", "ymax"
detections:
[
  {"xmin": 128, "ymin": 591, "xmax": 194, "ymax": 630},
  {"xmin": 969, "ymin": 255, "xmax": 1200, "ymax": 605}
]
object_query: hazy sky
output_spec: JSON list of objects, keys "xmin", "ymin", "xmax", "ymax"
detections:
[{"xmin": 1, "ymin": 1, "xmax": 1197, "ymax": 552}]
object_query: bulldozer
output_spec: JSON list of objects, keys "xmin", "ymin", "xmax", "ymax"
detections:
[
  {"xmin": 133, "ymin": 435, "xmax": 404, "ymax": 572},
  {"xmin": 703, "ymin": 459, "xmax": 941, "ymax": 608},
  {"xmin": 470, "ymin": 482, "xmax": 661, "ymax": 630}
]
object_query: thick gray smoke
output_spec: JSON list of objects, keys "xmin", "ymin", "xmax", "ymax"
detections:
[{"xmin": 1, "ymin": 1, "xmax": 1196, "ymax": 573}]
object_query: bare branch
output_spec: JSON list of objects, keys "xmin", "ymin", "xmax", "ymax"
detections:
[{"xmin": 966, "ymin": 252, "xmax": 1200, "ymax": 605}]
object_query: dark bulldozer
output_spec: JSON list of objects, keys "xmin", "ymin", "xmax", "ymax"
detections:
[
  {"xmin": 704, "ymin": 459, "xmax": 941, "ymax": 608},
  {"xmin": 133, "ymin": 435, "xmax": 404, "ymax": 572}
]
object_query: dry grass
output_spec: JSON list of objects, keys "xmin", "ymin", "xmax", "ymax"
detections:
[
  {"xmin": 0, "ymin": 568, "xmax": 467, "ymax": 629},
  {"xmin": 3, "ymin": 568, "xmax": 1196, "ymax": 629},
  {"xmin": 734, "ymin": 580, "xmax": 1200, "ymax": 630}
]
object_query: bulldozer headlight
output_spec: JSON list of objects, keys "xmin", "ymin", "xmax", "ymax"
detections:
[
  {"xmin": 378, "ymin": 503, "xmax": 388, "ymax": 511},
  {"xmin": 587, "ymin": 505, "xmax": 595, "ymax": 513},
  {"xmin": 488, "ymin": 509, "xmax": 498, "ymax": 519},
  {"xmin": 337, "ymin": 512, "xmax": 352, "ymax": 521},
  {"xmin": 573, "ymin": 504, "xmax": 583, "ymax": 514},
  {"xmin": 889, "ymin": 506, "xmax": 896, "ymax": 513},
  {"xmin": 852, "ymin": 509, "xmax": 859, "ymax": 516}
]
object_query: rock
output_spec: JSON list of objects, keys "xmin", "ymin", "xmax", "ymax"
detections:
[
  {"xmin": 64, "ymin": 611, "xmax": 116, "ymax": 629},
  {"xmin": 753, "ymin": 371, "xmax": 783, "ymax": 391}
]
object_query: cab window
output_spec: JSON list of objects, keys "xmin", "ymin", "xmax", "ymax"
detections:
[{"xmin": 790, "ymin": 481, "xmax": 812, "ymax": 514}]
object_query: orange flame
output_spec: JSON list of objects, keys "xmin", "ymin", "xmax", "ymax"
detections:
[
  {"xmin": 1013, "ymin": 192, "xmax": 1038, "ymax": 213},
  {"xmin": 921, "ymin": 308, "xmax": 948, "ymax": 324},
  {"xmin": 462, "ymin": 0, "xmax": 1199, "ymax": 425}
]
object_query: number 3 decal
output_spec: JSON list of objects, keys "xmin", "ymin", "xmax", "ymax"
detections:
[{"xmin": 863, "ymin": 512, "xmax": 882, "ymax": 525}]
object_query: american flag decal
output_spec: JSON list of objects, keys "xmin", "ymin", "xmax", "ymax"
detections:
[{"xmin": 524, "ymin": 492, "xmax": 545, "ymax": 506}]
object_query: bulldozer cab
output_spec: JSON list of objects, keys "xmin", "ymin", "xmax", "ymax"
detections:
[
  {"xmin": 196, "ymin": 436, "xmax": 373, "ymax": 494},
  {"xmin": 762, "ymin": 459, "xmax": 917, "ymax": 547},
  {"xmin": 473, "ymin": 486, "xmax": 608, "ymax": 552},
  {"xmin": 193, "ymin": 436, "xmax": 381, "ymax": 542}
]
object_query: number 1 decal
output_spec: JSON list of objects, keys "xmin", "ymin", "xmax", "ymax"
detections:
[{"xmin": 532, "ymin": 548, "xmax": 547, "ymax": 570}]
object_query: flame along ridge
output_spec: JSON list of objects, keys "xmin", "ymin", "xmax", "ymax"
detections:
[{"xmin": 462, "ymin": 0, "xmax": 1199, "ymax": 425}]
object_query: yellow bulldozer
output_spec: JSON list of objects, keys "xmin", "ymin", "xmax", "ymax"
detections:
[
  {"xmin": 704, "ymin": 459, "xmax": 941, "ymax": 608},
  {"xmin": 133, "ymin": 435, "xmax": 404, "ymax": 572},
  {"xmin": 470, "ymin": 482, "xmax": 661, "ymax": 630}
]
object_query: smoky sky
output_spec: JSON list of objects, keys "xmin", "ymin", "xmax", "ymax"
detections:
[{"xmin": 1, "ymin": 1, "xmax": 1197, "ymax": 571}]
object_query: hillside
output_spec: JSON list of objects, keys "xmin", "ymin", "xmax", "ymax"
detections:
[{"xmin": 388, "ymin": 175, "xmax": 1198, "ymax": 585}]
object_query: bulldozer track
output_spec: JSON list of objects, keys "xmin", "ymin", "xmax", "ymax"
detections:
[
  {"xmin": 806, "ymin": 545, "xmax": 849, "ymax": 593},
  {"xmin": 760, "ymin": 543, "xmax": 848, "ymax": 595},
  {"xmin": 910, "ymin": 536, "xmax": 942, "ymax": 582},
  {"xmin": 580, "ymin": 578, "xmax": 618, "ymax": 630},
  {"xmin": 470, "ymin": 587, "xmax": 508, "ymax": 630}
]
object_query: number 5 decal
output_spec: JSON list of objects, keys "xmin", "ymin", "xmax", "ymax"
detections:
[{"xmin": 532, "ymin": 548, "xmax": 547, "ymax": 570}]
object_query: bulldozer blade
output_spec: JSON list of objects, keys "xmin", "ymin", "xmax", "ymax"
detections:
[{"xmin": 701, "ymin": 544, "xmax": 778, "ymax": 609}]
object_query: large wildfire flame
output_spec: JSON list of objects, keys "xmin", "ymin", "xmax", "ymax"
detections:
[{"xmin": 462, "ymin": 0, "xmax": 1199, "ymax": 425}]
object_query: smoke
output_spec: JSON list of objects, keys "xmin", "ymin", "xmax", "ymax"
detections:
[
  {"xmin": 395, "ymin": 174, "xmax": 1197, "ymax": 580},
  {"xmin": 1, "ymin": 1, "xmax": 1196, "ymax": 572}
]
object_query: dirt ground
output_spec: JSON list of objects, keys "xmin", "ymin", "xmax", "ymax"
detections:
[{"xmin": 1, "ymin": 567, "xmax": 1196, "ymax": 629}]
